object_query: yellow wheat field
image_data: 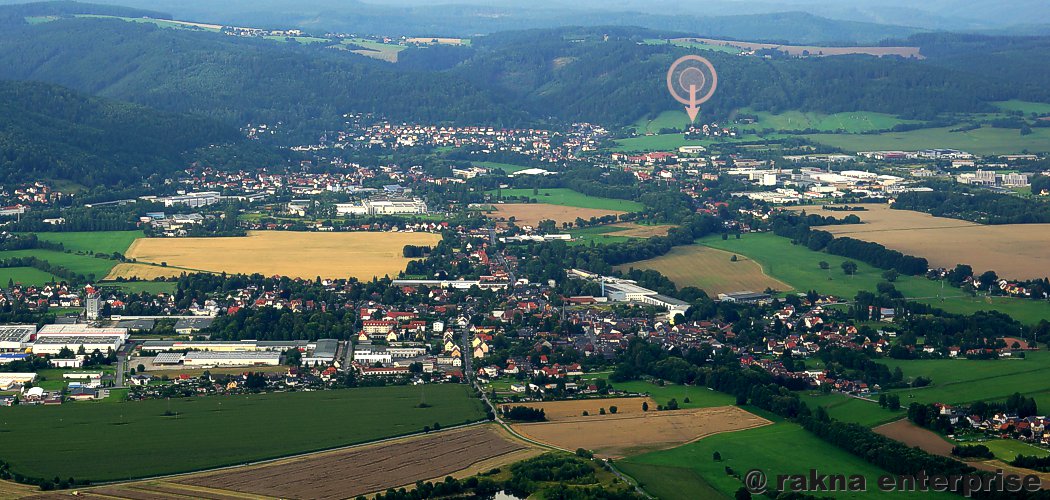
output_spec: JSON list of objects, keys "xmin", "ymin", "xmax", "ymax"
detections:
[{"xmin": 121, "ymin": 231, "xmax": 441, "ymax": 280}]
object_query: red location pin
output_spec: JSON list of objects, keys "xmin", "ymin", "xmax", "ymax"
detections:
[{"xmin": 666, "ymin": 55, "xmax": 718, "ymax": 123}]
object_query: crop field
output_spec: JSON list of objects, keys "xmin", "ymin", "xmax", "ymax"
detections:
[
  {"xmin": 341, "ymin": 38, "xmax": 405, "ymax": 62},
  {"xmin": 99, "ymin": 280, "xmax": 179, "ymax": 294},
  {"xmin": 741, "ymin": 109, "xmax": 916, "ymax": 133},
  {"xmin": 31, "ymin": 230, "xmax": 143, "ymax": 255},
  {"xmin": 624, "ymin": 420, "xmax": 946, "ymax": 499},
  {"xmin": 667, "ymin": 37, "xmax": 923, "ymax": 58},
  {"xmin": 0, "ymin": 248, "xmax": 119, "ymax": 281},
  {"xmin": 699, "ymin": 233, "xmax": 1050, "ymax": 325},
  {"xmin": 104, "ymin": 263, "xmax": 195, "ymax": 280},
  {"xmin": 613, "ymin": 133, "xmax": 719, "ymax": 152},
  {"xmin": 609, "ymin": 380, "xmax": 737, "ymax": 409},
  {"xmin": 570, "ymin": 223, "xmax": 673, "ymax": 245},
  {"xmin": 0, "ymin": 385, "xmax": 485, "ymax": 482},
  {"xmin": 74, "ymin": 14, "xmax": 222, "ymax": 31},
  {"xmin": 616, "ymin": 244, "xmax": 790, "ymax": 296},
  {"xmin": 874, "ymin": 420, "xmax": 954, "ymax": 456},
  {"xmin": 491, "ymin": 188, "xmax": 644, "ymax": 211},
  {"xmin": 510, "ymin": 401, "xmax": 770, "ymax": 458},
  {"xmin": 0, "ymin": 231, "xmax": 144, "ymax": 285},
  {"xmin": 617, "ymin": 461, "xmax": 726, "ymax": 500},
  {"xmin": 121, "ymin": 231, "xmax": 441, "ymax": 280},
  {"xmin": 805, "ymin": 125, "xmax": 1050, "ymax": 155},
  {"xmin": 800, "ymin": 392, "xmax": 904, "ymax": 427},
  {"xmin": 881, "ymin": 352, "xmax": 1050, "ymax": 410},
  {"xmin": 491, "ymin": 204, "xmax": 627, "ymax": 227},
  {"xmin": 180, "ymin": 425, "xmax": 531, "ymax": 500},
  {"xmin": 789, "ymin": 204, "xmax": 1050, "ymax": 280}
]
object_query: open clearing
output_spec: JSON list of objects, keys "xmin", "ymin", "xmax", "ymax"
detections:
[
  {"xmin": 668, "ymin": 37, "xmax": 922, "ymax": 58},
  {"xmin": 616, "ymin": 244, "xmax": 790, "ymax": 296},
  {"xmin": 570, "ymin": 223, "xmax": 674, "ymax": 245},
  {"xmin": 179, "ymin": 425, "xmax": 532, "ymax": 500},
  {"xmin": 122, "ymin": 231, "xmax": 441, "ymax": 280},
  {"xmin": 791, "ymin": 204, "xmax": 1050, "ymax": 279},
  {"xmin": 490, "ymin": 204, "xmax": 626, "ymax": 227},
  {"xmin": 805, "ymin": 125, "xmax": 1050, "ymax": 155},
  {"xmin": 491, "ymin": 188, "xmax": 644, "ymax": 211},
  {"xmin": 510, "ymin": 400, "xmax": 770, "ymax": 458},
  {"xmin": 105, "ymin": 263, "xmax": 197, "ymax": 280},
  {"xmin": 740, "ymin": 109, "xmax": 917, "ymax": 133},
  {"xmin": 0, "ymin": 385, "xmax": 484, "ymax": 482}
]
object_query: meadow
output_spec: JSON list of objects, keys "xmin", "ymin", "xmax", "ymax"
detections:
[
  {"xmin": 881, "ymin": 352, "xmax": 1050, "ymax": 410},
  {"xmin": 491, "ymin": 188, "xmax": 644, "ymax": 212},
  {"xmin": 699, "ymin": 233, "xmax": 1050, "ymax": 325},
  {"xmin": 799, "ymin": 392, "xmax": 904, "ymax": 427},
  {"xmin": 0, "ymin": 385, "xmax": 485, "ymax": 482},
  {"xmin": 805, "ymin": 125, "xmax": 1050, "ymax": 155},
  {"xmin": 994, "ymin": 100, "xmax": 1050, "ymax": 115},
  {"xmin": 609, "ymin": 380, "xmax": 737, "ymax": 409},
  {"xmin": 615, "ymin": 244, "xmax": 790, "ymax": 296},
  {"xmin": 612, "ymin": 133, "xmax": 719, "ymax": 152},
  {"xmin": 631, "ymin": 110, "xmax": 695, "ymax": 134},
  {"xmin": 622, "ymin": 420, "xmax": 945, "ymax": 499},
  {"xmin": 0, "ymin": 267, "xmax": 58, "ymax": 286},
  {"xmin": 740, "ymin": 109, "xmax": 916, "ymax": 133},
  {"xmin": 121, "ymin": 231, "xmax": 442, "ymax": 280},
  {"xmin": 341, "ymin": 38, "xmax": 405, "ymax": 62},
  {"xmin": 0, "ymin": 231, "xmax": 144, "ymax": 285}
]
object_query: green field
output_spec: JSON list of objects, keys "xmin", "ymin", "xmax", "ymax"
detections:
[
  {"xmin": 977, "ymin": 439, "xmax": 1050, "ymax": 462},
  {"xmin": 31, "ymin": 230, "xmax": 142, "ymax": 255},
  {"xmin": 805, "ymin": 125, "xmax": 1050, "ymax": 155},
  {"xmin": 609, "ymin": 380, "xmax": 737, "ymax": 409},
  {"xmin": 642, "ymin": 38, "xmax": 744, "ymax": 55},
  {"xmin": 881, "ymin": 352, "xmax": 1050, "ymax": 410},
  {"xmin": 0, "ymin": 249, "xmax": 117, "ymax": 281},
  {"xmin": 699, "ymin": 233, "xmax": 1050, "ymax": 325},
  {"xmin": 568, "ymin": 226, "xmax": 632, "ymax": 245},
  {"xmin": 100, "ymin": 281, "xmax": 178, "ymax": 294},
  {"xmin": 800, "ymin": 392, "xmax": 904, "ymax": 427},
  {"xmin": 341, "ymin": 38, "xmax": 405, "ymax": 61},
  {"xmin": 491, "ymin": 188, "xmax": 644, "ymax": 211},
  {"xmin": 623, "ymin": 420, "xmax": 943, "ymax": 499},
  {"xmin": 0, "ymin": 385, "xmax": 485, "ymax": 481},
  {"xmin": 631, "ymin": 110, "xmax": 694, "ymax": 134},
  {"xmin": 0, "ymin": 267, "xmax": 60, "ymax": 286},
  {"xmin": 617, "ymin": 462, "xmax": 725, "ymax": 500},
  {"xmin": 613, "ymin": 133, "xmax": 714, "ymax": 152},
  {"xmin": 993, "ymin": 100, "xmax": 1050, "ymax": 115},
  {"xmin": 74, "ymin": 14, "xmax": 221, "ymax": 32},
  {"xmin": 265, "ymin": 35, "xmax": 331, "ymax": 44},
  {"xmin": 741, "ymin": 109, "xmax": 915, "ymax": 133}
]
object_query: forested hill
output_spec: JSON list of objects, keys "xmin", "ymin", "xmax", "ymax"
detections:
[
  {"xmin": 0, "ymin": 14, "xmax": 530, "ymax": 139},
  {"xmin": 0, "ymin": 80, "xmax": 235, "ymax": 186}
]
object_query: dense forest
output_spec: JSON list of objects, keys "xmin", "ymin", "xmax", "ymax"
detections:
[{"xmin": 0, "ymin": 80, "xmax": 234, "ymax": 186}]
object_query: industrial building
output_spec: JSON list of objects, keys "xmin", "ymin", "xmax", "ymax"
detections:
[
  {"xmin": 301, "ymin": 339, "xmax": 339, "ymax": 367},
  {"xmin": 140, "ymin": 339, "xmax": 309, "ymax": 353},
  {"xmin": 183, "ymin": 351, "xmax": 282, "ymax": 367},
  {"xmin": 718, "ymin": 291, "xmax": 773, "ymax": 304},
  {"xmin": 568, "ymin": 269, "xmax": 691, "ymax": 321},
  {"xmin": 31, "ymin": 325, "xmax": 129, "ymax": 355},
  {"xmin": 353, "ymin": 342, "xmax": 393, "ymax": 365},
  {"xmin": 335, "ymin": 197, "xmax": 427, "ymax": 216},
  {"xmin": 0, "ymin": 325, "xmax": 36, "ymax": 351},
  {"xmin": 173, "ymin": 317, "xmax": 216, "ymax": 335}
]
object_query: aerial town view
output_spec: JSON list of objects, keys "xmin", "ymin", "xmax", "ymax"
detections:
[{"xmin": 2, "ymin": 0, "xmax": 1050, "ymax": 498}]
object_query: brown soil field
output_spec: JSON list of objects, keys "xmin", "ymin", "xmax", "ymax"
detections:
[
  {"xmin": 512, "ymin": 404, "xmax": 770, "ymax": 458},
  {"xmin": 674, "ymin": 37, "xmax": 923, "ymax": 58},
  {"xmin": 874, "ymin": 419, "xmax": 1050, "ymax": 486},
  {"xmin": 789, "ymin": 204, "xmax": 1050, "ymax": 279},
  {"xmin": 616, "ymin": 245, "xmax": 790, "ymax": 295},
  {"xmin": 104, "ymin": 263, "xmax": 197, "ymax": 280},
  {"xmin": 122, "ymin": 231, "xmax": 441, "ymax": 281},
  {"xmin": 489, "ymin": 204, "xmax": 625, "ymax": 228},
  {"xmin": 180, "ymin": 425, "xmax": 528, "ymax": 500},
  {"xmin": 607, "ymin": 222, "xmax": 675, "ymax": 238}
]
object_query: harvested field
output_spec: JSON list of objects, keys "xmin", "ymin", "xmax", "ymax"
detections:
[
  {"xmin": 490, "ymin": 204, "xmax": 625, "ymax": 228},
  {"xmin": 104, "ymin": 263, "xmax": 196, "ymax": 280},
  {"xmin": 181, "ymin": 425, "xmax": 527, "ymax": 500},
  {"xmin": 671, "ymin": 37, "xmax": 923, "ymax": 58},
  {"xmin": 789, "ymin": 204, "xmax": 1050, "ymax": 279},
  {"xmin": 606, "ymin": 222, "xmax": 674, "ymax": 238},
  {"xmin": 506, "ymin": 397, "xmax": 656, "ymax": 421},
  {"xmin": 122, "ymin": 231, "xmax": 441, "ymax": 280},
  {"xmin": 511, "ymin": 403, "xmax": 770, "ymax": 458},
  {"xmin": 616, "ymin": 244, "xmax": 790, "ymax": 296}
]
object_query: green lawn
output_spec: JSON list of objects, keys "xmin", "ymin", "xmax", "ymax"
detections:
[
  {"xmin": 800, "ymin": 392, "xmax": 904, "ymax": 427},
  {"xmin": 741, "ymin": 109, "xmax": 916, "ymax": 133},
  {"xmin": 623, "ymin": 421, "xmax": 944, "ymax": 499},
  {"xmin": 30, "ymin": 230, "xmax": 142, "ymax": 255},
  {"xmin": 617, "ymin": 462, "xmax": 726, "ymax": 500},
  {"xmin": 641, "ymin": 38, "xmax": 744, "ymax": 55},
  {"xmin": 993, "ymin": 100, "xmax": 1050, "ymax": 115},
  {"xmin": 0, "ymin": 385, "xmax": 485, "ymax": 482},
  {"xmin": 99, "ymin": 281, "xmax": 178, "ymax": 294},
  {"xmin": 568, "ymin": 226, "xmax": 632, "ymax": 245},
  {"xmin": 491, "ymin": 188, "xmax": 644, "ymax": 211},
  {"xmin": 0, "ymin": 267, "xmax": 59, "ymax": 286},
  {"xmin": 609, "ymin": 380, "xmax": 736, "ymax": 409},
  {"xmin": 978, "ymin": 439, "xmax": 1050, "ymax": 462},
  {"xmin": 631, "ymin": 110, "xmax": 694, "ymax": 134},
  {"xmin": 882, "ymin": 352, "xmax": 1050, "ymax": 410},
  {"xmin": 805, "ymin": 125, "xmax": 1050, "ymax": 155},
  {"xmin": 613, "ymin": 134, "xmax": 713, "ymax": 152},
  {"xmin": 699, "ymin": 233, "xmax": 1050, "ymax": 325}
]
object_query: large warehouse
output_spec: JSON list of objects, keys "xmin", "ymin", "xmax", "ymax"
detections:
[
  {"xmin": 31, "ymin": 325, "xmax": 129, "ymax": 355},
  {"xmin": 183, "ymin": 351, "xmax": 282, "ymax": 367},
  {"xmin": 0, "ymin": 325, "xmax": 36, "ymax": 351}
]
